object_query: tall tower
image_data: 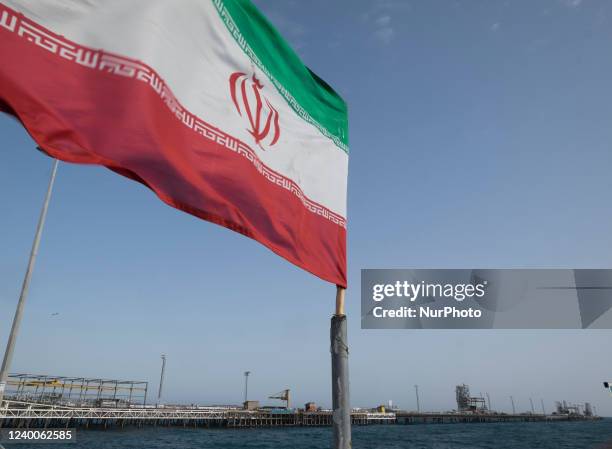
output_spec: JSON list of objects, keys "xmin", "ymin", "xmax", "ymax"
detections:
[
  {"xmin": 244, "ymin": 371, "xmax": 251, "ymax": 403},
  {"xmin": 157, "ymin": 354, "xmax": 167, "ymax": 404},
  {"xmin": 456, "ymin": 384, "xmax": 470, "ymax": 412}
]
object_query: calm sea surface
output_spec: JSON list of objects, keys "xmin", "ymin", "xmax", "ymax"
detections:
[{"xmin": 5, "ymin": 420, "xmax": 612, "ymax": 449}]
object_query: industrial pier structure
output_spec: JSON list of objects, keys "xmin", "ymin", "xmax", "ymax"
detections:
[
  {"xmin": 456, "ymin": 384, "xmax": 487, "ymax": 413},
  {"xmin": 0, "ymin": 401, "xmax": 397, "ymax": 428},
  {"xmin": 0, "ymin": 376, "xmax": 602, "ymax": 429},
  {"xmin": 1, "ymin": 400, "xmax": 600, "ymax": 429}
]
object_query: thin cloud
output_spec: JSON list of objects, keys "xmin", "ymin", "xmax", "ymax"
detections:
[
  {"xmin": 362, "ymin": 0, "xmax": 410, "ymax": 19},
  {"xmin": 363, "ymin": 1, "xmax": 405, "ymax": 45},
  {"xmin": 372, "ymin": 0, "xmax": 409, "ymax": 10},
  {"xmin": 375, "ymin": 15, "xmax": 391, "ymax": 26},
  {"xmin": 374, "ymin": 27, "xmax": 394, "ymax": 44},
  {"xmin": 490, "ymin": 22, "xmax": 500, "ymax": 32},
  {"xmin": 561, "ymin": 0, "xmax": 582, "ymax": 7}
]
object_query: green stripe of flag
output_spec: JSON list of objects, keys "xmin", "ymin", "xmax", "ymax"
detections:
[{"xmin": 214, "ymin": 0, "xmax": 349, "ymax": 153}]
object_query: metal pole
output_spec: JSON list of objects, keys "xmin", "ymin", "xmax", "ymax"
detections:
[
  {"xmin": 415, "ymin": 385, "xmax": 420, "ymax": 413},
  {"xmin": 157, "ymin": 354, "xmax": 166, "ymax": 404},
  {"xmin": 530, "ymin": 398, "xmax": 535, "ymax": 414},
  {"xmin": 0, "ymin": 159, "xmax": 58, "ymax": 407},
  {"xmin": 510, "ymin": 396, "xmax": 516, "ymax": 415},
  {"xmin": 486, "ymin": 392, "xmax": 491, "ymax": 412},
  {"xmin": 331, "ymin": 286, "xmax": 351, "ymax": 449},
  {"xmin": 541, "ymin": 398, "xmax": 545, "ymax": 415},
  {"xmin": 244, "ymin": 371, "xmax": 250, "ymax": 404}
]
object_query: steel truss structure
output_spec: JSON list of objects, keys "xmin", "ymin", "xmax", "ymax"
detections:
[{"xmin": 6, "ymin": 373, "xmax": 148, "ymax": 406}]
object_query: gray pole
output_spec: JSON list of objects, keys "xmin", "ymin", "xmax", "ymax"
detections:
[
  {"xmin": 486, "ymin": 392, "xmax": 491, "ymax": 412},
  {"xmin": 244, "ymin": 371, "xmax": 250, "ymax": 404},
  {"xmin": 415, "ymin": 385, "xmax": 420, "ymax": 413},
  {"xmin": 541, "ymin": 399, "xmax": 545, "ymax": 415},
  {"xmin": 510, "ymin": 396, "xmax": 516, "ymax": 415},
  {"xmin": 157, "ymin": 354, "xmax": 166, "ymax": 403},
  {"xmin": 530, "ymin": 398, "xmax": 535, "ymax": 414},
  {"xmin": 0, "ymin": 159, "xmax": 58, "ymax": 407},
  {"xmin": 331, "ymin": 286, "xmax": 351, "ymax": 449}
]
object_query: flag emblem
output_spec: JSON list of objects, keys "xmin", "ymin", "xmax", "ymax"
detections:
[{"xmin": 229, "ymin": 71, "xmax": 280, "ymax": 149}]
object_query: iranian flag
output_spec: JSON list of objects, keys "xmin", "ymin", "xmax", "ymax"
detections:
[{"xmin": 0, "ymin": 0, "xmax": 348, "ymax": 286}]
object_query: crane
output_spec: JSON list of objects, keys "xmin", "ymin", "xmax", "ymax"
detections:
[{"xmin": 268, "ymin": 389, "xmax": 290, "ymax": 409}]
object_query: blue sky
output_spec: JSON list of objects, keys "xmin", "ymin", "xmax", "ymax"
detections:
[{"xmin": 2, "ymin": 0, "xmax": 612, "ymax": 414}]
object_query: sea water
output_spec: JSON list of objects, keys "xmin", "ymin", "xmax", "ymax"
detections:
[{"xmin": 5, "ymin": 420, "xmax": 612, "ymax": 449}]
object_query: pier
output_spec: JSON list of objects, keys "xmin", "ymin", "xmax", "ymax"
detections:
[
  {"xmin": 0, "ymin": 400, "xmax": 600, "ymax": 429},
  {"xmin": 0, "ymin": 375, "xmax": 601, "ymax": 430},
  {"xmin": 394, "ymin": 411, "xmax": 597, "ymax": 424},
  {"xmin": 0, "ymin": 401, "xmax": 395, "ymax": 429}
]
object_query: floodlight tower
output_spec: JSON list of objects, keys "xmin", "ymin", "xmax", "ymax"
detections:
[
  {"xmin": 157, "ymin": 354, "xmax": 167, "ymax": 404},
  {"xmin": 244, "ymin": 371, "xmax": 251, "ymax": 403}
]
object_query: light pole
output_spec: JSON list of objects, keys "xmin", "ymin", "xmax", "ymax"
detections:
[
  {"xmin": 510, "ymin": 396, "xmax": 516, "ymax": 415},
  {"xmin": 530, "ymin": 398, "xmax": 535, "ymax": 414},
  {"xmin": 414, "ymin": 385, "xmax": 420, "ymax": 413},
  {"xmin": 486, "ymin": 392, "xmax": 491, "ymax": 412},
  {"xmin": 244, "ymin": 371, "xmax": 251, "ymax": 404},
  {"xmin": 157, "ymin": 354, "xmax": 166, "ymax": 405},
  {"xmin": 541, "ymin": 399, "xmax": 546, "ymax": 415},
  {"xmin": 0, "ymin": 160, "xmax": 59, "ymax": 407}
]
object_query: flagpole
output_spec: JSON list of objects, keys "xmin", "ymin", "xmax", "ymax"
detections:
[
  {"xmin": 331, "ymin": 285, "xmax": 351, "ymax": 449},
  {"xmin": 0, "ymin": 158, "xmax": 59, "ymax": 408}
]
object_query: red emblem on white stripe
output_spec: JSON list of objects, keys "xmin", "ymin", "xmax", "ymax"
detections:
[{"xmin": 229, "ymin": 72, "xmax": 280, "ymax": 149}]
